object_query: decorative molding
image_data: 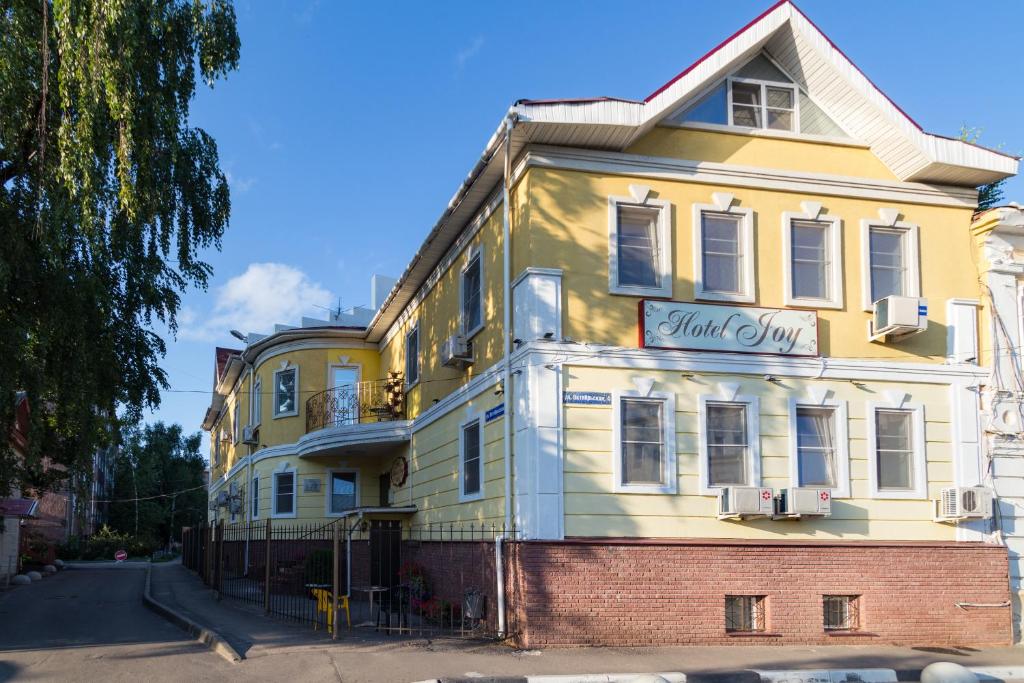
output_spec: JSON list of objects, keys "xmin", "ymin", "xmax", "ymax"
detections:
[
  {"xmin": 800, "ymin": 201, "xmax": 823, "ymax": 219},
  {"xmin": 711, "ymin": 192, "xmax": 735, "ymax": 211},
  {"xmin": 628, "ymin": 183, "xmax": 651, "ymax": 203},
  {"xmin": 717, "ymin": 381, "xmax": 742, "ymax": 402},
  {"xmin": 631, "ymin": 376, "xmax": 656, "ymax": 396},
  {"xmin": 882, "ymin": 390, "xmax": 909, "ymax": 408},
  {"xmin": 806, "ymin": 386, "xmax": 831, "ymax": 405},
  {"xmin": 877, "ymin": 207, "xmax": 901, "ymax": 226}
]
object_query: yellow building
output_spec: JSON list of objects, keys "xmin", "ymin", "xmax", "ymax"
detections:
[{"xmin": 202, "ymin": 1, "xmax": 1018, "ymax": 646}]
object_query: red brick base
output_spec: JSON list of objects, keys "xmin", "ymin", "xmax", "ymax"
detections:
[{"xmin": 504, "ymin": 539, "xmax": 1011, "ymax": 648}]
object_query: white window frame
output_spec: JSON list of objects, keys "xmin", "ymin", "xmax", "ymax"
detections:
[
  {"xmin": 611, "ymin": 389, "xmax": 677, "ymax": 494},
  {"xmin": 698, "ymin": 394, "xmax": 761, "ymax": 495},
  {"xmin": 458, "ymin": 414, "xmax": 485, "ymax": 502},
  {"xmin": 607, "ymin": 195, "xmax": 673, "ymax": 298},
  {"xmin": 271, "ymin": 465, "xmax": 298, "ymax": 518},
  {"xmin": 325, "ymin": 468, "xmax": 360, "ymax": 516},
  {"xmin": 272, "ymin": 365, "xmax": 299, "ymax": 419},
  {"xmin": 460, "ymin": 246, "xmax": 485, "ymax": 339},
  {"xmin": 860, "ymin": 218, "xmax": 920, "ymax": 311},
  {"xmin": 252, "ymin": 376, "xmax": 262, "ymax": 428},
  {"xmin": 866, "ymin": 401, "xmax": 927, "ymax": 500},
  {"xmin": 251, "ymin": 472, "xmax": 260, "ymax": 519},
  {"xmin": 727, "ymin": 77, "xmax": 800, "ymax": 133},
  {"xmin": 405, "ymin": 324, "xmax": 420, "ymax": 388},
  {"xmin": 692, "ymin": 202, "xmax": 756, "ymax": 303},
  {"xmin": 782, "ymin": 210, "xmax": 844, "ymax": 309},
  {"xmin": 787, "ymin": 397, "xmax": 850, "ymax": 498}
]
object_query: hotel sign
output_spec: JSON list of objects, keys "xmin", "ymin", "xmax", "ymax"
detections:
[{"xmin": 641, "ymin": 300, "xmax": 818, "ymax": 356}]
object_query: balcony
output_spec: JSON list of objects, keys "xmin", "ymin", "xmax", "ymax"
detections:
[{"xmin": 297, "ymin": 378, "xmax": 410, "ymax": 459}]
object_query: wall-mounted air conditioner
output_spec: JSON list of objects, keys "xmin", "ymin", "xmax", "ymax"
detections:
[
  {"xmin": 441, "ymin": 334, "xmax": 473, "ymax": 368},
  {"xmin": 242, "ymin": 424, "xmax": 258, "ymax": 445},
  {"xmin": 869, "ymin": 296, "xmax": 927, "ymax": 341},
  {"xmin": 775, "ymin": 487, "xmax": 832, "ymax": 518},
  {"xmin": 718, "ymin": 486, "xmax": 774, "ymax": 519},
  {"xmin": 215, "ymin": 490, "xmax": 229, "ymax": 508},
  {"xmin": 934, "ymin": 486, "xmax": 993, "ymax": 522}
]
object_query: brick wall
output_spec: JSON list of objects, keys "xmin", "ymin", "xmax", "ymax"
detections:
[{"xmin": 507, "ymin": 539, "xmax": 1010, "ymax": 648}]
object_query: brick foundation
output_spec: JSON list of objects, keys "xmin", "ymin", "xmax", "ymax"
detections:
[{"xmin": 506, "ymin": 539, "xmax": 1011, "ymax": 648}]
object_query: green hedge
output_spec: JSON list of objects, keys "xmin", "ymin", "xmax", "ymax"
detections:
[{"xmin": 58, "ymin": 525, "xmax": 157, "ymax": 560}]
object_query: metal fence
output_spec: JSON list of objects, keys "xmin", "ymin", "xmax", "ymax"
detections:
[
  {"xmin": 305, "ymin": 376, "xmax": 405, "ymax": 433},
  {"xmin": 182, "ymin": 518, "xmax": 516, "ymax": 639}
]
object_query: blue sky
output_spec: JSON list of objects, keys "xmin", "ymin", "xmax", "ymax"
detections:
[{"xmin": 150, "ymin": 0, "xmax": 1024, "ymax": 452}]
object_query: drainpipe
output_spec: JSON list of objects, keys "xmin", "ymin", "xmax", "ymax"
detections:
[
  {"xmin": 495, "ymin": 534, "xmax": 507, "ymax": 639},
  {"xmin": 245, "ymin": 363, "xmax": 254, "ymax": 573}
]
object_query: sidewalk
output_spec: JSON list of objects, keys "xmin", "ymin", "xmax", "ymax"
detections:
[{"xmin": 150, "ymin": 562, "xmax": 1024, "ymax": 682}]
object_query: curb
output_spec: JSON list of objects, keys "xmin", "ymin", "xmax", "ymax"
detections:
[{"xmin": 142, "ymin": 566, "xmax": 242, "ymax": 664}]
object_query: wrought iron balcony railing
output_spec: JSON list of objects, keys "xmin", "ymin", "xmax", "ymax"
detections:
[{"xmin": 305, "ymin": 377, "xmax": 404, "ymax": 433}]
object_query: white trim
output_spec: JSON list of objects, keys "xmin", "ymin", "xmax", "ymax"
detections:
[
  {"xmin": 231, "ymin": 402, "xmax": 240, "ymax": 444},
  {"xmin": 271, "ymin": 466, "xmax": 298, "ymax": 518},
  {"xmin": 665, "ymin": 120, "xmax": 863, "ymax": 148},
  {"xmin": 787, "ymin": 396, "xmax": 851, "ymax": 498},
  {"xmin": 697, "ymin": 394, "xmax": 761, "ymax": 495},
  {"xmin": 252, "ymin": 376, "xmax": 262, "ymax": 428},
  {"xmin": 325, "ymin": 468, "xmax": 361, "ymax": 516},
  {"xmin": 859, "ymin": 217, "xmax": 921, "ymax": 311},
  {"xmin": 692, "ymin": 200, "xmax": 756, "ymax": 303},
  {"xmin": 251, "ymin": 471, "xmax": 260, "ymax": 519},
  {"xmin": 459, "ymin": 414, "xmax": 485, "ymax": 502},
  {"xmin": 866, "ymin": 400, "xmax": 928, "ymax": 500},
  {"xmin": 782, "ymin": 209, "xmax": 844, "ymax": 309},
  {"xmin": 272, "ymin": 365, "xmax": 300, "ymax": 419},
  {"xmin": 611, "ymin": 389, "xmax": 678, "ymax": 494},
  {"xmin": 607, "ymin": 195, "xmax": 673, "ymax": 297},
  {"xmin": 249, "ymin": 337, "xmax": 376, "ymax": 373},
  {"xmin": 460, "ymin": 245, "xmax": 485, "ymax": 339},
  {"xmin": 405, "ymin": 324, "xmax": 420, "ymax": 388}
]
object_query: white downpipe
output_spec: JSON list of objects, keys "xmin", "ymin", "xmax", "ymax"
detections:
[
  {"xmin": 244, "ymin": 363, "xmax": 254, "ymax": 573},
  {"xmin": 495, "ymin": 534, "xmax": 507, "ymax": 639}
]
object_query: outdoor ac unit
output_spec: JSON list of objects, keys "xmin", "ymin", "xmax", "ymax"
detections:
[
  {"xmin": 242, "ymin": 424, "xmax": 258, "ymax": 445},
  {"xmin": 870, "ymin": 296, "xmax": 927, "ymax": 341},
  {"xmin": 228, "ymin": 482, "xmax": 238, "ymax": 496},
  {"xmin": 215, "ymin": 490, "xmax": 229, "ymax": 507},
  {"xmin": 935, "ymin": 486, "xmax": 993, "ymax": 521},
  {"xmin": 228, "ymin": 497, "xmax": 243, "ymax": 515},
  {"xmin": 718, "ymin": 486, "xmax": 774, "ymax": 519},
  {"xmin": 775, "ymin": 487, "xmax": 832, "ymax": 517},
  {"xmin": 441, "ymin": 334, "xmax": 473, "ymax": 367}
]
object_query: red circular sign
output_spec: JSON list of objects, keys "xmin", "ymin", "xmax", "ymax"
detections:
[
  {"xmin": 114, "ymin": 549, "xmax": 127, "ymax": 562},
  {"xmin": 820, "ymin": 491, "xmax": 830, "ymax": 501}
]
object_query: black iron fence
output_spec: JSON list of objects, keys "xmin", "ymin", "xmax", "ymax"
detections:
[
  {"xmin": 182, "ymin": 518, "xmax": 516, "ymax": 639},
  {"xmin": 305, "ymin": 375, "xmax": 405, "ymax": 433}
]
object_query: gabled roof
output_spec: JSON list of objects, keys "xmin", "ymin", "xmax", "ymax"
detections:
[{"xmin": 366, "ymin": 0, "xmax": 1018, "ymax": 342}]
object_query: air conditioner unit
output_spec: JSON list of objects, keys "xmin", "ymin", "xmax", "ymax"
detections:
[
  {"xmin": 870, "ymin": 296, "xmax": 927, "ymax": 341},
  {"xmin": 775, "ymin": 487, "xmax": 832, "ymax": 517},
  {"xmin": 935, "ymin": 486, "xmax": 993, "ymax": 522},
  {"xmin": 228, "ymin": 497, "xmax": 243, "ymax": 515},
  {"xmin": 228, "ymin": 482, "xmax": 238, "ymax": 496},
  {"xmin": 718, "ymin": 486, "xmax": 774, "ymax": 519},
  {"xmin": 441, "ymin": 334, "xmax": 473, "ymax": 368},
  {"xmin": 215, "ymin": 490, "xmax": 229, "ymax": 507},
  {"xmin": 242, "ymin": 424, "xmax": 258, "ymax": 445}
]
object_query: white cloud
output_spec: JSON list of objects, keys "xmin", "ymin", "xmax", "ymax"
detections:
[
  {"xmin": 455, "ymin": 37, "xmax": 485, "ymax": 70},
  {"xmin": 179, "ymin": 263, "xmax": 333, "ymax": 342},
  {"xmin": 224, "ymin": 169, "xmax": 257, "ymax": 193}
]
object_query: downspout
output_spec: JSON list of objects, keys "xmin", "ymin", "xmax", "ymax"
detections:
[{"xmin": 245, "ymin": 363, "xmax": 254, "ymax": 573}]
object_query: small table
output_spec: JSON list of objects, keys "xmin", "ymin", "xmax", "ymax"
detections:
[{"xmin": 351, "ymin": 585, "xmax": 389, "ymax": 628}]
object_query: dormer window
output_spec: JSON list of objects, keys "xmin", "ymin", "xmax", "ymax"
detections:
[{"xmin": 729, "ymin": 80, "xmax": 796, "ymax": 132}]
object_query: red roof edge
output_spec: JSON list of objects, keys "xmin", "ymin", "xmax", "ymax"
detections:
[{"xmin": 644, "ymin": 0, "xmax": 790, "ymax": 103}]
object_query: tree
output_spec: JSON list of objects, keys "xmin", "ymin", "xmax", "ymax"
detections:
[
  {"xmin": 0, "ymin": 1, "xmax": 240, "ymax": 496},
  {"xmin": 108, "ymin": 422, "xmax": 207, "ymax": 546},
  {"xmin": 959, "ymin": 125, "xmax": 1007, "ymax": 212}
]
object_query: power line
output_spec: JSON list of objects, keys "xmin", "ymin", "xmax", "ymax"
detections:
[{"xmin": 93, "ymin": 483, "xmax": 206, "ymax": 504}]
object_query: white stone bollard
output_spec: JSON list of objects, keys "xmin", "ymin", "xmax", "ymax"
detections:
[
  {"xmin": 26, "ymin": 571, "xmax": 42, "ymax": 581},
  {"xmin": 11, "ymin": 574, "xmax": 31, "ymax": 585},
  {"xmin": 43, "ymin": 565, "xmax": 56, "ymax": 574},
  {"xmin": 920, "ymin": 662, "xmax": 977, "ymax": 683}
]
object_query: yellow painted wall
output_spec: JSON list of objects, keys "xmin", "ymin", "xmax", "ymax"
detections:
[
  {"xmin": 524, "ymin": 166, "xmax": 978, "ymax": 360},
  {"xmin": 562, "ymin": 366, "xmax": 956, "ymax": 540},
  {"xmin": 628, "ymin": 127, "xmax": 899, "ymax": 181}
]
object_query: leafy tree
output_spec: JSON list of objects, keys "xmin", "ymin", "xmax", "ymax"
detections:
[
  {"xmin": 108, "ymin": 422, "xmax": 207, "ymax": 546},
  {"xmin": 959, "ymin": 125, "xmax": 1007, "ymax": 212},
  {"xmin": 0, "ymin": 1, "xmax": 240, "ymax": 496}
]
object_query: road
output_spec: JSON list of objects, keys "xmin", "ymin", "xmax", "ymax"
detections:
[{"xmin": 0, "ymin": 565, "xmax": 235, "ymax": 682}]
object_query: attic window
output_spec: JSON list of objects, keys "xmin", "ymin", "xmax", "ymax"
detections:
[{"xmin": 730, "ymin": 80, "xmax": 796, "ymax": 132}]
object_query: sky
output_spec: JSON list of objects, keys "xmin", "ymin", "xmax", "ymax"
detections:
[{"xmin": 149, "ymin": 0, "xmax": 1024, "ymax": 454}]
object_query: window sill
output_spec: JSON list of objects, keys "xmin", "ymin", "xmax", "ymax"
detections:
[
  {"xmin": 609, "ymin": 285, "xmax": 672, "ymax": 299},
  {"xmin": 825, "ymin": 630, "xmax": 875, "ymax": 638},
  {"xmin": 726, "ymin": 631, "xmax": 781, "ymax": 638},
  {"xmin": 613, "ymin": 485, "xmax": 678, "ymax": 495},
  {"xmin": 272, "ymin": 411, "xmax": 298, "ymax": 420},
  {"xmin": 694, "ymin": 291, "xmax": 755, "ymax": 305},
  {"xmin": 785, "ymin": 297, "xmax": 843, "ymax": 310},
  {"xmin": 459, "ymin": 492, "xmax": 484, "ymax": 503}
]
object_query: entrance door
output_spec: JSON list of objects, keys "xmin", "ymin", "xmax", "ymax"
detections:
[{"xmin": 330, "ymin": 366, "xmax": 360, "ymax": 425}]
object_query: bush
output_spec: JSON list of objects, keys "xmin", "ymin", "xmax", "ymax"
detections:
[
  {"xmin": 304, "ymin": 549, "xmax": 333, "ymax": 586},
  {"xmin": 58, "ymin": 526, "xmax": 157, "ymax": 560}
]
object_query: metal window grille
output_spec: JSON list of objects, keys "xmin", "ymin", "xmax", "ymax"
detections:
[
  {"xmin": 725, "ymin": 595, "xmax": 765, "ymax": 632},
  {"xmin": 823, "ymin": 595, "xmax": 860, "ymax": 631}
]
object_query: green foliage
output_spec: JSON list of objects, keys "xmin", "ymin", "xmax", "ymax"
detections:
[
  {"xmin": 0, "ymin": 0, "xmax": 240, "ymax": 497},
  {"xmin": 959, "ymin": 125, "xmax": 1007, "ymax": 212},
  {"xmin": 304, "ymin": 549, "xmax": 334, "ymax": 586},
  {"xmin": 58, "ymin": 525, "xmax": 155, "ymax": 560},
  {"xmin": 107, "ymin": 422, "xmax": 208, "ymax": 546}
]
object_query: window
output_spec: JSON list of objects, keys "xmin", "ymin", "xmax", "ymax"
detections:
[
  {"xmin": 461, "ymin": 249, "xmax": 483, "ymax": 337},
  {"xmin": 328, "ymin": 471, "xmax": 358, "ymax": 514},
  {"xmin": 699, "ymin": 395, "xmax": 760, "ymax": 494},
  {"xmin": 726, "ymin": 596, "xmax": 766, "ymax": 632},
  {"xmin": 251, "ymin": 474, "xmax": 259, "ymax": 518},
  {"xmin": 783, "ymin": 212, "xmax": 843, "ymax": 308},
  {"xmin": 823, "ymin": 595, "xmax": 860, "ymax": 631},
  {"xmin": 796, "ymin": 408, "xmax": 836, "ymax": 488},
  {"xmin": 867, "ymin": 402, "xmax": 926, "ymax": 499},
  {"xmin": 252, "ymin": 377, "xmax": 262, "ymax": 427},
  {"xmin": 729, "ymin": 79, "xmax": 797, "ymax": 132},
  {"xmin": 273, "ymin": 367, "xmax": 298, "ymax": 418},
  {"xmin": 608, "ymin": 196, "xmax": 672, "ymax": 297},
  {"xmin": 405, "ymin": 326, "xmax": 420, "ymax": 386},
  {"xmin": 232, "ymin": 405, "xmax": 240, "ymax": 444},
  {"xmin": 460, "ymin": 418, "xmax": 483, "ymax": 500},
  {"xmin": 693, "ymin": 203, "xmax": 755, "ymax": 303},
  {"xmin": 273, "ymin": 471, "xmax": 296, "ymax": 517},
  {"xmin": 613, "ymin": 391, "xmax": 677, "ymax": 494},
  {"xmin": 213, "ymin": 435, "xmax": 220, "ymax": 466},
  {"xmin": 860, "ymin": 219, "xmax": 920, "ymax": 310}
]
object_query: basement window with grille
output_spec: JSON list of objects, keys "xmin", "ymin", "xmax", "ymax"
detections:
[
  {"xmin": 823, "ymin": 595, "xmax": 860, "ymax": 631},
  {"xmin": 725, "ymin": 595, "xmax": 766, "ymax": 632}
]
